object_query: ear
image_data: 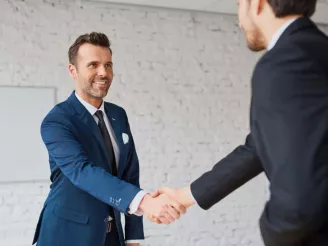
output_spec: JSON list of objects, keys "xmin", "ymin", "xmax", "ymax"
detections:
[
  {"xmin": 68, "ymin": 64, "xmax": 78, "ymax": 80},
  {"xmin": 250, "ymin": 0, "xmax": 265, "ymax": 16}
]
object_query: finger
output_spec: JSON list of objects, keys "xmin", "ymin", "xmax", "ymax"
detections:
[
  {"xmin": 151, "ymin": 187, "xmax": 168, "ymax": 198},
  {"xmin": 160, "ymin": 205, "xmax": 176, "ymax": 224},
  {"xmin": 170, "ymin": 199, "xmax": 187, "ymax": 214},
  {"xmin": 164, "ymin": 210, "xmax": 176, "ymax": 224},
  {"xmin": 151, "ymin": 215, "xmax": 162, "ymax": 224},
  {"xmin": 152, "ymin": 217, "xmax": 162, "ymax": 224},
  {"xmin": 151, "ymin": 189, "xmax": 161, "ymax": 198},
  {"xmin": 158, "ymin": 213, "xmax": 172, "ymax": 225},
  {"xmin": 153, "ymin": 218, "xmax": 162, "ymax": 224},
  {"xmin": 167, "ymin": 205, "xmax": 180, "ymax": 220},
  {"xmin": 147, "ymin": 214, "xmax": 162, "ymax": 224}
]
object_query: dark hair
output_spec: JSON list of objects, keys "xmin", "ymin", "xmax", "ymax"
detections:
[
  {"xmin": 68, "ymin": 32, "xmax": 112, "ymax": 65},
  {"xmin": 267, "ymin": 0, "xmax": 317, "ymax": 17}
]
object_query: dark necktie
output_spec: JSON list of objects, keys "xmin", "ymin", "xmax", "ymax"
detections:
[
  {"xmin": 94, "ymin": 110, "xmax": 117, "ymax": 176},
  {"xmin": 95, "ymin": 110, "xmax": 117, "ymax": 230}
]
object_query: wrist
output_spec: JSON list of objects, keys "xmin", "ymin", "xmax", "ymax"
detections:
[
  {"xmin": 180, "ymin": 185, "xmax": 195, "ymax": 208},
  {"xmin": 138, "ymin": 194, "xmax": 152, "ymax": 212}
]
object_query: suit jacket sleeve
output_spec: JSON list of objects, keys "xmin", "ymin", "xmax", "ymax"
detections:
[
  {"xmin": 190, "ymin": 133, "xmax": 263, "ymax": 209},
  {"xmin": 40, "ymin": 113, "xmax": 141, "ymax": 214},
  {"xmin": 121, "ymin": 110, "xmax": 145, "ymax": 241},
  {"xmin": 258, "ymin": 46, "xmax": 328, "ymax": 245}
]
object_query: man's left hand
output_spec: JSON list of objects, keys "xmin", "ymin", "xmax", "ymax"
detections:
[
  {"xmin": 152, "ymin": 186, "xmax": 195, "ymax": 209},
  {"xmin": 126, "ymin": 243, "xmax": 139, "ymax": 246}
]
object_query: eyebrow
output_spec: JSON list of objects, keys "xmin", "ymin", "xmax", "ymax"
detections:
[{"xmin": 86, "ymin": 61, "xmax": 113, "ymax": 66}]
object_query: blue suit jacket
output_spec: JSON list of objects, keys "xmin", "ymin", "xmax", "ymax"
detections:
[{"xmin": 32, "ymin": 92, "xmax": 144, "ymax": 246}]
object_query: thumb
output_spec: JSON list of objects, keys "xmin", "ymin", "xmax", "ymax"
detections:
[{"xmin": 151, "ymin": 187, "xmax": 165, "ymax": 198}]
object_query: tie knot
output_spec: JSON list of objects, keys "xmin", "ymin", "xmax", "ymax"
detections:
[{"xmin": 95, "ymin": 110, "xmax": 104, "ymax": 120}]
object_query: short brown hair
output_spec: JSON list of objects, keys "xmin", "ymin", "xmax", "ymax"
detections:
[
  {"xmin": 267, "ymin": 0, "xmax": 317, "ymax": 18},
  {"xmin": 68, "ymin": 32, "xmax": 112, "ymax": 65}
]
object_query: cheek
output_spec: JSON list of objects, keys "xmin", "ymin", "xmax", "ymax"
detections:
[
  {"xmin": 109, "ymin": 69, "xmax": 114, "ymax": 77},
  {"xmin": 238, "ymin": 1, "xmax": 252, "ymax": 30},
  {"xmin": 81, "ymin": 70, "xmax": 95, "ymax": 82},
  {"xmin": 238, "ymin": 7, "xmax": 247, "ymax": 28},
  {"xmin": 240, "ymin": 15, "xmax": 253, "ymax": 32}
]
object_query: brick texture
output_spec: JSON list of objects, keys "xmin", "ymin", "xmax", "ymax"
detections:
[{"xmin": 0, "ymin": 0, "xmax": 327, "ymax": 245}]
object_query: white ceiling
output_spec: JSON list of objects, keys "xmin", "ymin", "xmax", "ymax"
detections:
[{"xmin": 92, "ymin": 0, "xmax": 328, "ymax": 24}]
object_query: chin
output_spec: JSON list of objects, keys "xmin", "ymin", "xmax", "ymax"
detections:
[
  {"xmin": 97, "ymin": 92, "xmax": 108, "ymax": 99},
  {"xmin": 247, "ymin": 42, "xmax": 266, "ymax": 52},
  {"xmin": 90, "ymin": 90, "xmax": 108, "ymax": 99},
  {"xmin": 246, "ymin": 36, "xmax": 266, "ymax": 52},
  {"xmin": 245, "ymin": 32, "xmax": 266, "ymax": 52}
]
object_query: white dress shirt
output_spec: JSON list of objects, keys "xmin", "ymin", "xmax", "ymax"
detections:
[
  {"xmin": 75, "ymin": 92, "xmax": 146, "ymax": 244},
  {"xmin": 267, "ymin": 18, "xmax": 298, "ymax": 50}
]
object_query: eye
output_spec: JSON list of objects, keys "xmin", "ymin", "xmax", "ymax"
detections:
[
  {"xmin": 88, "ymin": 63, "xmax": 97, "ymax": 68},
  {"xmin": 105, "ymin": 63, "xmax": 113, "ymax": 69}
]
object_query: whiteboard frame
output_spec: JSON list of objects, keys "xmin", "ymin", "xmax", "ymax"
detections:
[{"xmin": 0, "ymin": 86, "xmax": 57, "ymax": 184}]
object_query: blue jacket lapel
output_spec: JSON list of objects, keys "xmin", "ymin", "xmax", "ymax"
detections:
[{"xmin": 67, "ymin": 92, "xmax": 112, "ymax": 172}]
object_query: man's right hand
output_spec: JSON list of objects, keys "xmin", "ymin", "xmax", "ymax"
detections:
[{"xmin": 138, "ymin": 193, "xmax": 186, "ymax": 224}]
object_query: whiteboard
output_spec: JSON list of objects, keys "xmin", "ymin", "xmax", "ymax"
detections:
[{"xmin": 0, "ymin": 86, "xmax": 56, "ymax": 182}]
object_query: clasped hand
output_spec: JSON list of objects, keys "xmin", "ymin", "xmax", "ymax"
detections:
[{"xmin": 139, "ymin": 186, "xmax": 194, "ymax": 225}]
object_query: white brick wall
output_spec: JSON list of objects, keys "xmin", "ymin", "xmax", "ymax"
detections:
[{"xmin": 0, "ymin": 0, "xmax": 327, "ymax": 245}]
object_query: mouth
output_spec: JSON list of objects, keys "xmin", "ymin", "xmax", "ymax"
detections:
[
  {"xmin": 94, "ymin": 81, "xmax": 107, "ymax": 85},
  {"xmin": 93, "ymin": 81, "xmax": 110, "ymax": 89}
]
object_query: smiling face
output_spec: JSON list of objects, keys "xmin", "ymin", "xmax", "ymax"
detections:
[
  {"xmin": 237, "ymin": 0, "xmax": 266, "ymax": 52},
  {"xmin": 69, "ymin": 43, "xmax": 113, "ymax": 107}
]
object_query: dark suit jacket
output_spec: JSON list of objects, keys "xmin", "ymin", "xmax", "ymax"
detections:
[
  {"xmin": 32, "ymin": 92, "xmax": 144, "ymax": 246},
  {"xmin": 191, "ymin": 17, "xmax": 328, "ymax": 246}
]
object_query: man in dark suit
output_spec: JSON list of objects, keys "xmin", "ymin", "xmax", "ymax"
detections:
[
  {"xmin": 153, "ymin": 0, "xmax": 328, "ymax": 245},
  {"xmin": 32, "ymin": 32, "xmax": 185, "ymax": 246}
]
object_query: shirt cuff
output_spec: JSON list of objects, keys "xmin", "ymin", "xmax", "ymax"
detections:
[
  {"xmin": 125, "ymin": 240, "xmax": 143, "ymax": 244},
  {"xmin": 128, "ymin": 190, "xmax": 148, "ymax": 216}
]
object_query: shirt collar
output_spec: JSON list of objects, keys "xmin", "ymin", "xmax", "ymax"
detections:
[
  {"xmin": 267, "ymin": 18, "xmax": 298, "ymax": 50},
  {"xmin": 75, "ymin": 91, "xmax": 105, "ymax": 116}
]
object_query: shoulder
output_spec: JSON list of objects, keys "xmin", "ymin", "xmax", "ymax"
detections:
[
  {"xmin": 104, "ymin": 102, "xmax": 131, "ymax": 127},
  {"xmin": 253, "ymin": 41, "xmax": 322, "ymax": 89},
  {"xmin": 257, "ymin": 27, "xmax": 328, "ymax": 73},
  {"xmin": 42, "ymin": 100, "xmax": 74, "ymax": 126},
  {"xmin": 104, "ymin": 102, "xmax": 127, "ymax": 116},
  {"xmin": 258, "ymin": 44, "xmax": 307, "ymax": 70}
]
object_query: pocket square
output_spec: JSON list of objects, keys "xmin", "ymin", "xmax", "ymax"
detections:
[{"xmin": 122, "ymin": 133, "xmax": 129, "ymax": 144}]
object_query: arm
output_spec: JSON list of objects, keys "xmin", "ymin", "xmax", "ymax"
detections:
[
  {"xmin": 151, "ymin": 133, "xmax": 263, "ymax": 222},
  {"xmin": 41, "ymin": 115, "xmax": 141, "ymax": 214},
  {"xmin": 258, "ymin": 49, "xmax": 328, "ymax": 245},
  {"xmin": 190, "ymin": 133, "xmax": 263, "ymax": 209},
  {"xmin": 121, "ymin": 110, "xmax": 145, "ymax": 243}
]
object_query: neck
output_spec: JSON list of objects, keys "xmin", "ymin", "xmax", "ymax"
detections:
[
  {"xmin": 261, "ymin": 15, "xmax": 302, "ymax": 48},
  {"xmin": 76, "ymin": 89, "xmax": 102, "ymax": 108}
]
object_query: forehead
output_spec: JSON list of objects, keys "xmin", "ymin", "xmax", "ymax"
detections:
[{"xmin": 77, "ymin": 43, "xmax": 112, "ymax": 63}]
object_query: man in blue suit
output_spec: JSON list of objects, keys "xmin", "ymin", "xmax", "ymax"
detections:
[{"xmin": 32, "ymin": 32, "xmax": 185, "ymax": 246}]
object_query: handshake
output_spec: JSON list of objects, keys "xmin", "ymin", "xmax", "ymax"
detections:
[{"xmin": 137, "ymin": 185, "xmax": 195, "ymax": 224}]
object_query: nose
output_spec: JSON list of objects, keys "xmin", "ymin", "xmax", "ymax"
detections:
[{"xmin": 97, "ymin": 65, "xmax": 107, "ymax": 77}]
